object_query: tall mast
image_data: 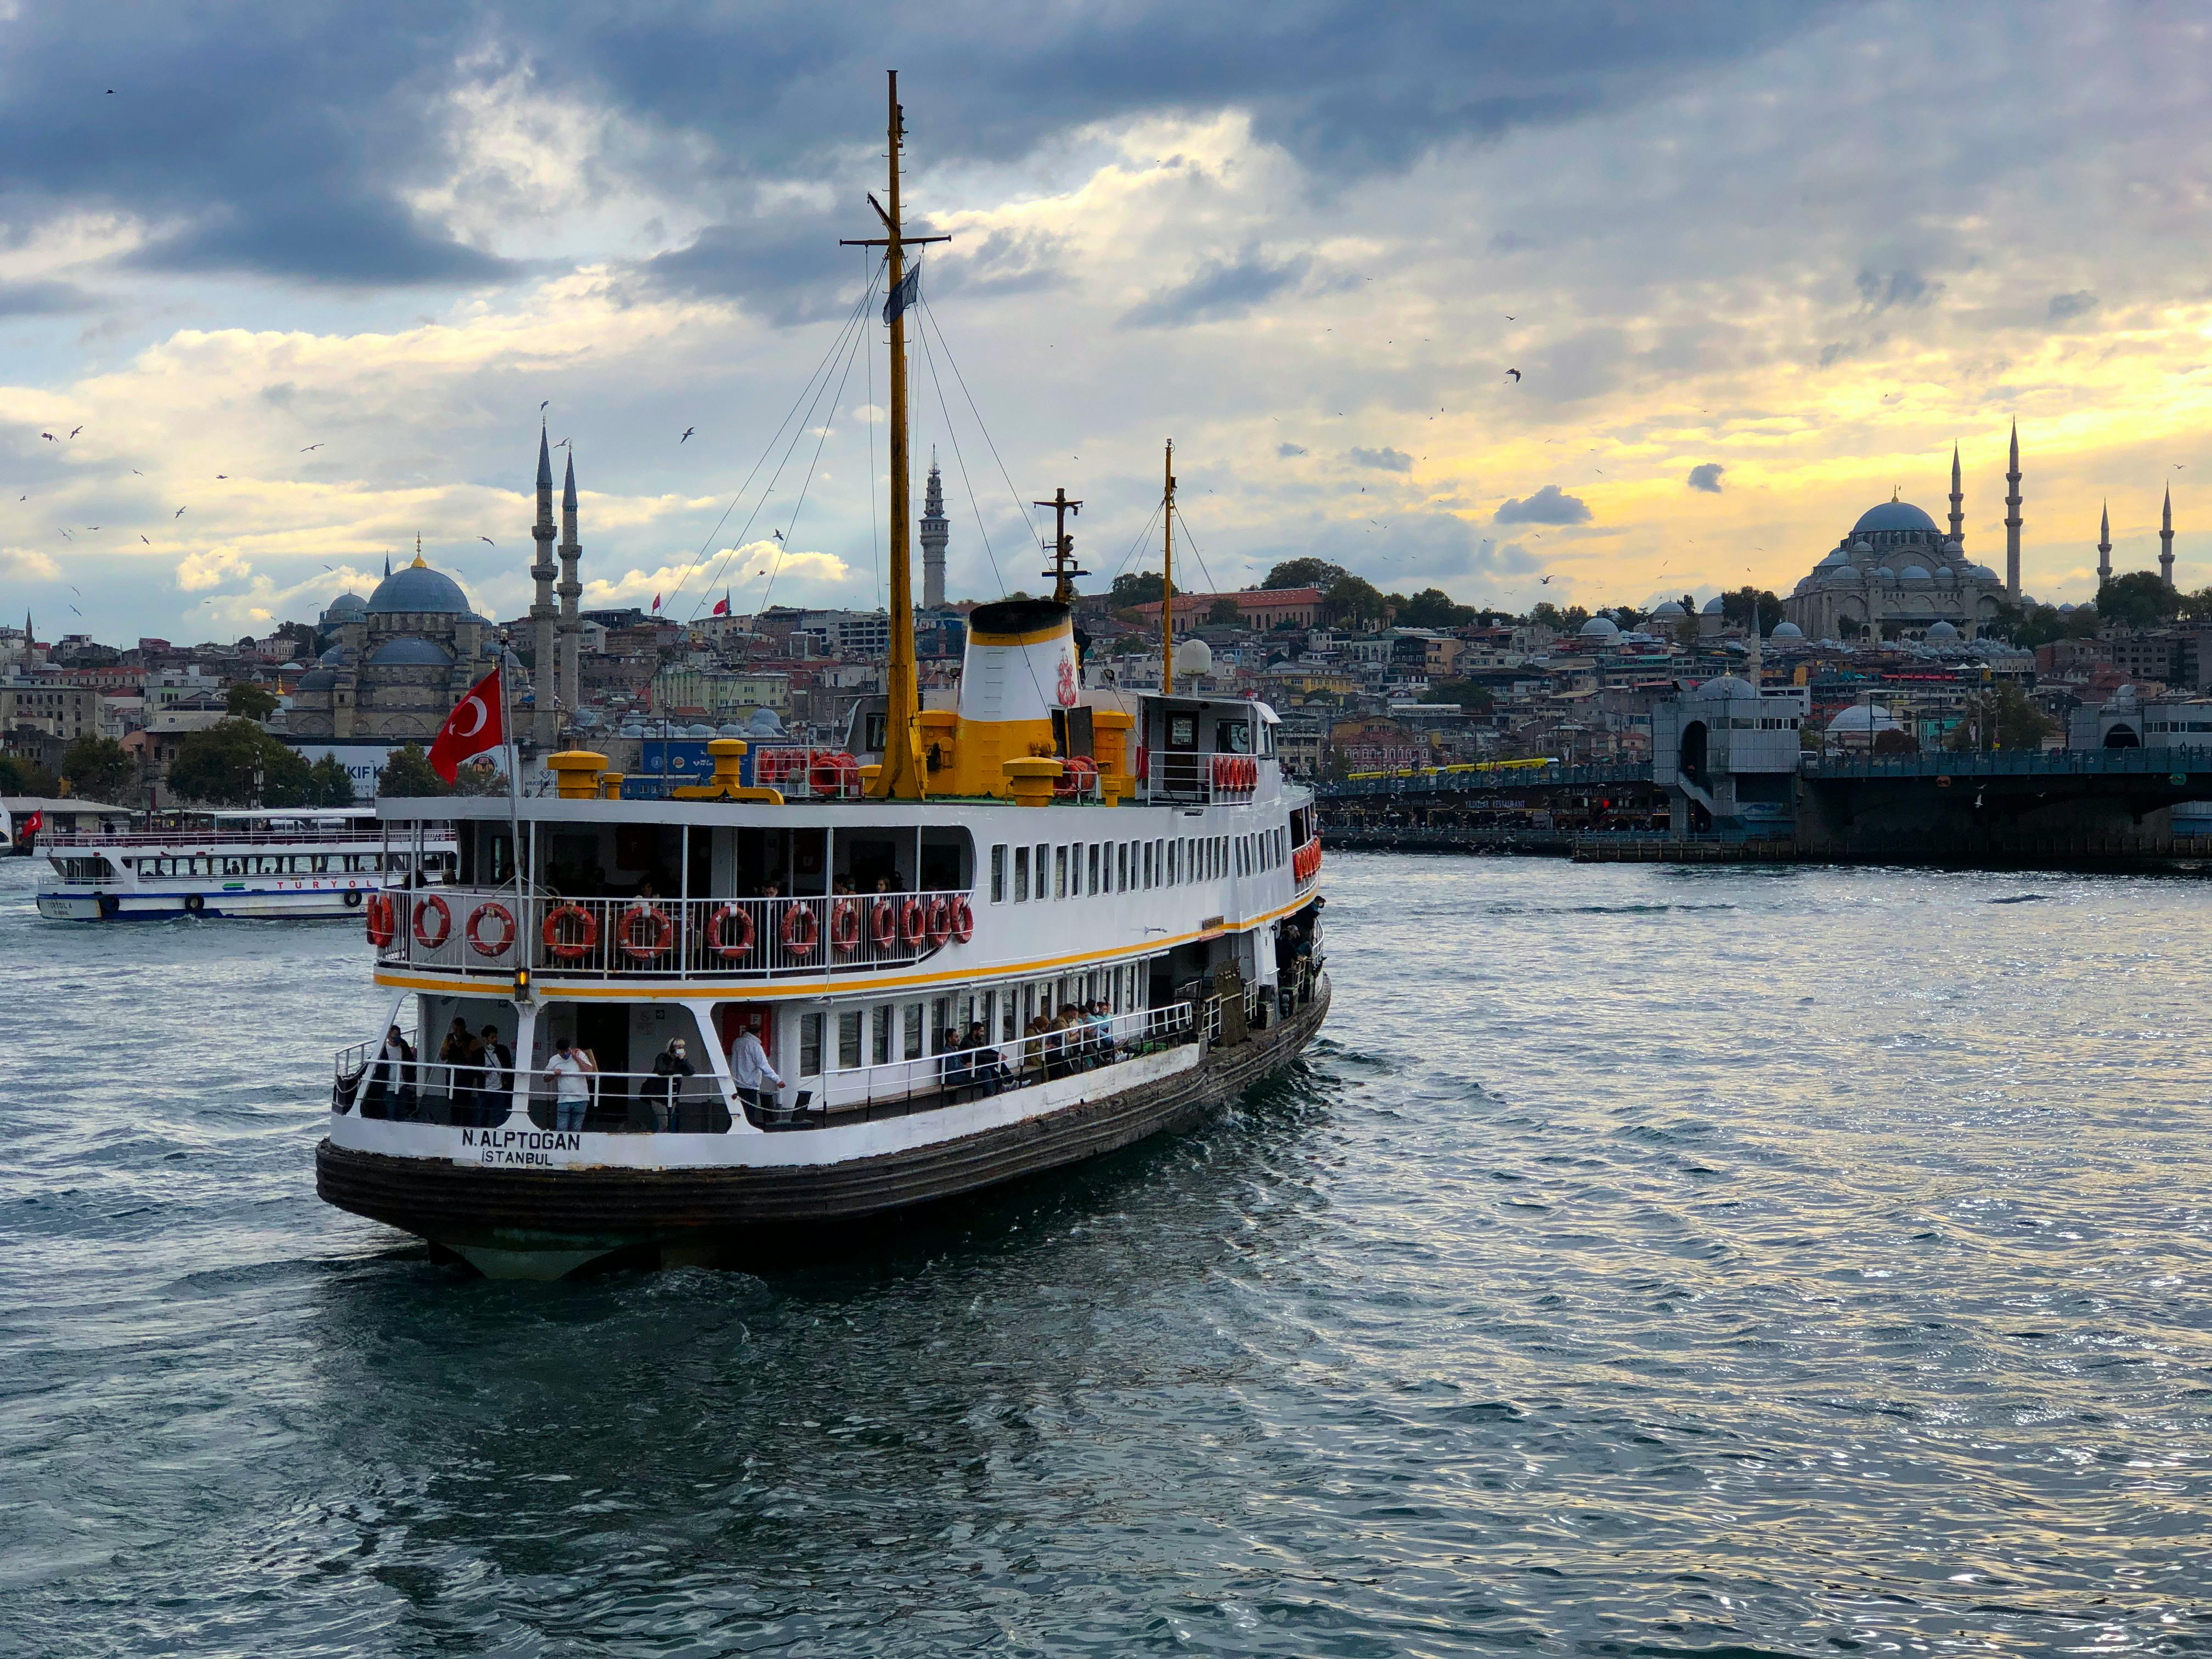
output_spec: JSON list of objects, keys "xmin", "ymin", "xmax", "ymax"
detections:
[
  {"xmin": 1161, "ymin": 439, "xmax": 1176, "ymax": 691},
  {"xmin": 841, "ymin": 70, "xmax": 946, "ymax": 800},
  {"xmin": 1035, "ymin": 487, "xmax": 1085, "ymax": 602}
]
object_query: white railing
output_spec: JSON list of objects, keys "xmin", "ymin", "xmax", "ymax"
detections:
[
  {"xmin": 337, "ymin": 1057, "xmax": 735, "ymax": 1133},
  {"xmin": 46, "ymin": 826, "xmax": 445, "ymax": 849},
  {"xmin": 1145, "ymin": 753, "xmax": 1261, "ymax": 804},
  {"xmin": 775, "ymin": 1000, "xmax": 1197, "ymax": 1127},
  {"xmin": 376, "ymin": 887, "xmax": 975, "ymax": 979}
]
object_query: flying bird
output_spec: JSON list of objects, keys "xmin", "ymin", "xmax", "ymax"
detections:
[
  {"xmin": 41, "ymin": 432, "xmax": 55, "ymax": 441},
  {"xmin": 174, "ymin": 507, "xmax": 185, "ymax": 517},
  {"xmin": 300, "ymin": 443, "xmax": 322, "ymax": 452},
  {"xmin": 771, "ymin": 529, "xmax": 784, "ymax": 543},
  {"xmin": 681, "ymin": 427, "xmax": 695, "ymax": 443},
  {"xmin": 1506, "ymin": 370, "xmax": 1522, "ymax": 383},
  {"xmin": 539, "ymin": 400, "xmax": 549, "ymax": 412},
  {"xmin": 58, "ymin": 528, "xmax": 71, "ymax": 540},
  {"xmin": 70, "ymin": 426, "xmax": 82, "ymax": 439},
  {"xmin": 142, "ymin": 536, "xmax": 150, "ymax": 545},
  {"xmin": 478, "ymin": 536, "xmax": 495, "ymax": 545},
  {"xmin": 131, "ymin": 468, "xmax": 143, "ymax": 475},
  {"xmin": 1539, "ymin": 574, "xmax": 1554, "ymax": 585},
  {"xmin": 216, "ymin": 475, "xmax": 226, "ymax": 479}
]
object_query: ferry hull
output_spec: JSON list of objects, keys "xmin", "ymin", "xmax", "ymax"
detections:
[
  {"xmin": 317, "ymin": 979, "xmax": 1329, "ymax": 1279},
  {"xmin": 36, "ymin": 888, "xmax": 370, "ymax": 921}
]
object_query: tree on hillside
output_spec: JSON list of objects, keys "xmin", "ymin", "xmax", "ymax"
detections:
[
  {"xmin": 225, "ymin": 681, "xmax": 279, "ymax": 720},
  {"xmin": 1396, "ymin": 587, "xmax": 1475, "ymax": 628},
  {"xmin": 2176, "ymin": 586, "xmax": 2212, "ymax": 621},
  {"xmin": 1719, "ymin": 587, "xmax": 1785, "ymax": 634},
  {"xmin": 59, "ymin": 736, "xmax": 138, "ymax": 803},
  {"xmin": 1108, "ymin": 572, "xmax": 1171, "ymax": 607},
  {"xmin": 1528, "ymin": 602, "xmax": 1566, "ymax": 631},
  {"xmin": 2096, "ymin": 571, "xmax": 2179, "ymax": 630},
  {"xmin": 1262, "ymin": 558, "xmax": 1346, "ymax": 591},
  {"xmin": 0, "ymin": 753, "xmax": 58, "ymax": 796},
  {"xmin": 167, "ymin": 719, "xmax": 314, "ymax": 806},
  {"xmin": 1427, "ymin": 678, "xmax": 1495, "ymax": 715},
  {"xmin": 1206, "ymin": 597, "xmax": 1242, "ymax": 626},
  {"xmin": 1945, "ymin": 682, "xmax": 2057, "ymax": 752},
  {"xmin": 1322, "ymin": 573, "xmax": 1387, "ymax": 628},
  {"xmin": 377, "ymin": 743, "xmax": 451, "ymax": 798}
]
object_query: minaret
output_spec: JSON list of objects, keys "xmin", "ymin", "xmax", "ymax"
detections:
[
  {"xmin": 529, "ymin": 427, "xmax": 558, "ymax": 748},
  {"xmin": 919, "ymin": 456, "xmax": 949, "ymax": 611},
  {"xmin": 1948, "ymin": 443, "xmax": 1964, "ymax": 545},
  {"xmin": 557, "ymin": 450, "xmax": 583, "ymax": 731},
  {"xmin": 2097, "ymin": 501, "xmax": 2113, "ymax": 587},
  {"xmin": 2160, "ymin": 486, "xmax": 2176, "ymax": 590},
  {"xmin": 2004, "ymin": 420, "xmax": 2022, "ymax": 600}
]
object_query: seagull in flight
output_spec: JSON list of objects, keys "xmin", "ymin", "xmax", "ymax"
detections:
[
  {"xmin": 1539, "ymin": 574, "xmax": 1554, "ymax": 585},
  {"xmin": 174, "ymin": 506, "xmax": 185, "ymax": 517},
  {"xmin": 58, "ymin": 528, "xmax": 71, "ymax": 540},
  {"xmin": 70, "ymin": 426, "xmax": 82, "ymax": 439},
  {"xmin": 539, "ymin": 400, "xmax": 549, "ymax": 413},
  {"xmin": 1506, "ymin": 369, "xmax": 1522, "ymax": 383},
  {"xmin": 681, "ymin": 427, "xmax": 695, "ymax": 443},
  {"xmin": 300, "ymin": 443, "xmax": 322, "ymax": 452},
  {"xmin": 41, "ymin": 432, "xmax": 55, "ymax": 441},
  {"xmin": 131, "ymin": 468, "xmax": 143, "ymax": 475},
  {"xmin": 478, "ymin": 536, "xmax": 495, "ymax": 545},
  {"xmin": 142, "ymin": 536, "xmax": 150, "ymax": 545}
]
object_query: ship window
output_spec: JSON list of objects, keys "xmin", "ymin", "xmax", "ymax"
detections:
[
  {"xmin": 1118, "ymin": 842, "xmax": 1129, "ymax": 891},
  {"xmin": 838, "ymin": 1011, "xmax": 862, "ymax": 1070},
  {"xmin": 800, "ymin": 1013, "xmax": 824, "ymax": 1076},
  {"xmin": 1001, "ymin": 990, "xmax": 1017, "ymax": 1043},
  {"xmin": 991, "ymin": 844, "xmax": 1006, "ymax": 902},
  {"xmin": 1054, "ymin": 845, "xmax": 1068, "ymax": 899},
  {"xmin": 1014, "ymin": 845, "xmax": 1030, "ymax": 902},
  {"xmin": 904, "ymin": 1004, "xmax": 923, "ymax": 1060},
  {"xmin": 873, "ymin": 1006, "xmax": 893, "ymax": 1066},
  {"xmin": 1087, "ymin": 844, "xmax": 1099, "ymax": 895},
  {"xmin": 1141, "ymin": 842, "xmax": 1152, "ymax": 888},
  {"xmin": 930, "ymin": 997, "xmax": 951, "ymax": 1051},
  {"xmin": 1170, "ymin": 840, "xmax": 1181, "ymax": 884}
]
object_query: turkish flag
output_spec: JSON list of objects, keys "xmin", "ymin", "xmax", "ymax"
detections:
[
  {"xmin": 20, "ymin": 810, "xmax": 41, "ymax": 839},
  {"xmin": 651, "ymin": 592, "xmax": 662, "ymax": 612},
  {"xmin": 712, "ymin": 597, "xmax": 730, "ymax": 616},
  {"xmin": 427, "ymin": 668, "xmax": 504, "ymax": 783}
]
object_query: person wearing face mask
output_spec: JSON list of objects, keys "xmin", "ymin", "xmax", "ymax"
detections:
[{"xmin": 645, "ymin": 1036, "xmax": 697, "ymax": 1132}]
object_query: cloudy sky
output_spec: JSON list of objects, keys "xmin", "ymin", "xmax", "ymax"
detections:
[{"xmin": 3, "ymin": 1, "xmax": 2209, "ymax": 643}]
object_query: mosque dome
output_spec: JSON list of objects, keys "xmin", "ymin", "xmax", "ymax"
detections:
[
  {"xmin": 2108, "ymin": 683, "xmax": 2137, "ymax": 704},
  {"xmin": 1770, "ymin": 620, "xmax": 1804, "ymax": 639},
  {"xmin": 322, "ymin": 591, "xmax": 370, "ymax": 624},
  {"xmin": 296, "ymin": 668, "xmax": 338, "ymax": 691},
  {"xmin": 1853, "ymin": 500, "xmax": 1938, "ymax": 535},
  {"xmin": 1971, "ymin": 564, "xmax": 2000, "ymax": 581},
  {"xmin": 748, "ymin": 707, "xmax": 787, "ymax": 737},
  {"xmin": 1651, "ymin": 600, "xmax": 1686, "ymax": 618},
  {"xmin": 1817, "ymin": 548, "xmax": 1850, "ymax": 568},
  {"xmin": 1828, "ymin": 704, "xmax": 1900, "ymax": 733},
  {"xmin": 1701, "ymin": 595, "xmax": 1726, "ymax": 614},
  {"xmin": 1875, "ymin": 567, "xmax": 1897, "ymax": 580},
  {"xmin": 1932, "ymin": 565, "xmax": 1953, "ymax": 578},
  {"xmin": 1926, "ymin": 619, "xmax": 1959, "ymax": 639},
  {"xmin": 1579, "ymin": 616, "xmax": 1621, "ymax": 639},
  {"xmin": 366, "ymin": 557, "xmax": 475, "ymax": 617},
  {"xmin": 1850, "ymin": 538, "xmax": 1875, "ymax": 555},
  {"xmin": 1698, "ymin": 673, "xmax": 1760, "ymax": 699},
  {"xmin": 366, "ymin": 636, "xmax": 454, "ymax": 667},
  {"xmin": 318, "ymin": 643, "xmax": 351, "ymax": 667},
  {"xmin": 1900, "ymin": 565, "xmax": 1933, "ymax": 581},
  {"xmin": 2058, "ymin": 602, "xmax": 2077, "ymax": 614}
]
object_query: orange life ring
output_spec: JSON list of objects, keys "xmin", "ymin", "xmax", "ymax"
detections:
[
  {"xmin": 1055, "ymin": 755, "xmax": 1098, "ymax": 797},
  {"xmin": 543, "ymin": 902, "xmax": 598, "ymax": 961},
  {"xmin": 364, "ymin": 891, "xmax": 396, "ymax": 947},
  {"xmin": 830, "ymin": 898, "xmax": 861, "ymax": 955},
  {"xmin": 899, "ymin": 896, "xmax": 927, "ymax": 946},
  {"xmin": 780, "ymin": 902, "xmax": 819, "ymax": 958},
  {"xmin": 466, "ymin": 901, "xmax": 515, "ymax": 957},
  {"xmin": 925, "ymin": 895, "xmax": 952, "ymax": 946},
  {"xmin": 809, "ymin": 751, "xmax": 859, "ymax": 795},
  {"xmin": 707, "ymin": 903, "xmax": 755, "ymax": 961},
  {"xmin": 949, "ymin": 895, "xmax": 974, "ymax": 944},
  {"xmin": 870, "ymin": 897, "xmax": 898, "ymax": 950},
  {"xmin": 412, "ymin": 893, "xmax": 452, "ymax": 950},
  {"xmin": 619, "ymin": 904, "xmax": 675, "ymax": 961}
]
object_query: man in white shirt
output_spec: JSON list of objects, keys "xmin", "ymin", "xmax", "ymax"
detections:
[
  {"xmin": 544, "ymin": 1036, "xmax": 596, "ymax": 1132},
  {"xmin": 729, "ymin": 1025, "xmax": 785, "ymax": 1118}
]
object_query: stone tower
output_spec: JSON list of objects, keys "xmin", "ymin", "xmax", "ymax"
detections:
[
  {"xmin": 2097, "ymin": 501, "xmax": 2112, "ymax": 586},
  {"xmin": 558, "ymin": 451, "xmax": 583, "ymax": 725},
  {"xmin": 529, "ymin": 428, "xmax": 558, "ymax": 748},
  {"xmin": 2004, "ymin": 421, "xmax": 2022, "ymax": 601},
  {"xmin": 919, "ymin": 456, "xmax": 949, "ymax": 611},
  {"xmin": 2161, "ymin": 486, "xmax": 2176, "ymax": 590},
  {"xmin": 1948, "ymin": 443, "xmax": 1963, "ymax": 545}
]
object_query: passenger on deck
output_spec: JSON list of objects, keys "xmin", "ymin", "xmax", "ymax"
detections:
[
  {"xmin": 1021, "ymin": 1012, "xmax": 1054, "ymax": 1085},
  {"xmin": 957, "ymin": 1023, "xmax": 1007, "ymax": 1095},
  {"xmin": 545, "ymin": 1037, "xmax": 596, "ymax": 1132},
  {"xmin": 439, "ymin": 1017, "xmax": 482, "ymax": 1123},
  {"xmin": 645, "ymin": 1037, "xmax": 695, "ymax": 1131},
  {"xmin": 363, "ymin": 1024, "xmax": 416, "ymax": 1118},
  {"xmin": 478, "ymin": 1024, "xmax": 514, "ymax": 1108},
  {"xmin": 939, "ymin": 1029, "xmax": 970, "ymax": 1094},
  {"xmin": 729, "ymin": 1023, "xmax": 784, "ymax": 1117},
  {"xmin": 1085, "ymin": 1000, "xmax": 1113, "ymax": 1063}
]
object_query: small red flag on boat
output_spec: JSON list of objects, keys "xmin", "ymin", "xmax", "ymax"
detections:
[
  {"xmin": 20, "ymin": 810, "xmax": 41, "ymax": 838},
  {"xmin": 427, "ymin": 667, "xmax": 504, "ymax": 783}
]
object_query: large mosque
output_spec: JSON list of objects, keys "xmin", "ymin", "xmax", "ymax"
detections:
[
  {"xmin": 293, "ymin": 432, "xmax": 589, "ymax": 743},
  {"xmin": 1782, "ymin": 428, "xmax": 2021, "ymax": 644}
]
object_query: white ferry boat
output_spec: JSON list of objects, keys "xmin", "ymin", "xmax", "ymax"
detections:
[
  {"xmin": 35, "ymin": 808, "xmax": 456, "ymax": 921},
  {"xmin": 314, "ymin": 74, "xmax": 1330, "ymax": 1278}
]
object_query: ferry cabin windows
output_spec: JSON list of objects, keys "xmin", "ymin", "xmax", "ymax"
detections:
[
  {"xmin": 838, "ymin": 1011, "xmax": 862, "ymax": 1070},
  {"xmin": 991, "ymin": 844, "xmax": 1006, "ymax": 903},
  {"xmin": 1118, "ymin": 843, "xmax": 1130, "ymax": 891},
  {"xmin": 1014, "ymin": 845, "xmax": 1030, "ymax": 901},
  {"xmin": 800, "ymin": 1013, "xmax": 825, "ymax": 1077},
  {"xmin": 1087, "ymin": 844, "xmax": 1100, "ymax": 895}
]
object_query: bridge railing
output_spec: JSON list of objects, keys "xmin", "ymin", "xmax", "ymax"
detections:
[{"xmin": 1801, "ymin": 744, "xmax": 2212, "ymax": 781}]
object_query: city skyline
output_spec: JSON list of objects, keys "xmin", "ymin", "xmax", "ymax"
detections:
[{"xmin": 3, "ymin": 3, "xmax": 2209, "ymax": 641}]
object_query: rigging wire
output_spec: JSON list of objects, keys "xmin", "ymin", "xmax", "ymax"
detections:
[
  {"xmin": 669, "ymin": 270, "xmax": 881, "ymax": 620},
  {"xmin": 1096, "ymin": 498, "xmax": 1165, "ymax": 592},
  {"xmin": 916, "ymin": 297, "xmax": 1047, "ymax": 557},
  {"xmin": 753, "ymin": 298, "xmax": 873, "ymax": 618},
  {"xmin": 1171, "ymin": 503, "xmax": 1223, "ymax": 595}
]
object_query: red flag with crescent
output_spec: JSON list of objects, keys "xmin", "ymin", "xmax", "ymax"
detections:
[
  {"xmin": 712, "ymin": 597, "xmax": 730, "ymax": 616},
  {"xmin": 427, "ymin": 667, "xmax": 504, "ymax": 783}
]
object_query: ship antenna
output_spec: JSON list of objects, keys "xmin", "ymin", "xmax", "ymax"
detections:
[
  {"xmin": 1034, "ymin": 486, "xmax": 1085, "ymax": 603},
  {"xmin": 1161, "ymin": 439, "xmax": 1176, "ymax": 690},
  {"xmin": 840, "ymin": 69, "xmax": 949, "ymax": 800}
]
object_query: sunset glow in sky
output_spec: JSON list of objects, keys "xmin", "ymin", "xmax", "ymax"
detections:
[{"xmin": 3, "ymin": 2, "xmax": 2208, "ymax": 640}]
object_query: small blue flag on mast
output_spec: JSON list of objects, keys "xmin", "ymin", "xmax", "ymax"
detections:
[{"xmin": 883, "ymin": 262, "xmax": 921, "ymax": 324}]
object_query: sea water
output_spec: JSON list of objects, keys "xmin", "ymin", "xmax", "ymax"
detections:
[{"xmin": 2, "ymin": 852, "xmax": 2209, "ymax": 1655}]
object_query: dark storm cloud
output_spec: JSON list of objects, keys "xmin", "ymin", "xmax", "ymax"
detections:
[
  {"xmin": 1120, "ymin": 250, "xmax": 1311, "ymax": 328},
  {"xmin": 1856, "ymin": 267, "xmax": 1939, "ymax": 311},
  {"xmin": 1495, "ymin": 484, "xmax": 1590, "ymax": 524},
  {"xmin": 0, "ymin": 2, "xmax": 1845, "ymax": 292},
  {"xmin": 0, "ymin": 280, "xmax": 93, "ymax": 317},
  {"xmin": 1686, "ymin": 462, "xmax": 1725, "ymax": 493}
]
